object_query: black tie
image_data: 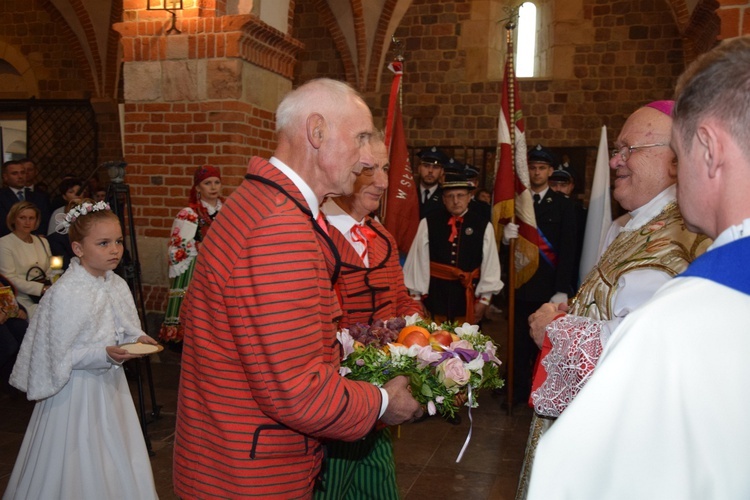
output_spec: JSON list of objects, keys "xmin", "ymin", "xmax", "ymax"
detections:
[
  {"xmin": 533, "ymin": 193, "xmax": 541, "ymax": 204},
  {"xmin": 424, "ymin": 189, "xmax": 430, "ymax": 203}
]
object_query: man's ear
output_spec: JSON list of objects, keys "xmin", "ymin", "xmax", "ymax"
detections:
[
  {"xmin": 72, "ymin": 240, "xmax": 83, "ymax": 258},
  {"xmin": 306, "ymin": 113, "xmax": 325, "ymax": 149},
  {"xmin": 696, "ymin": 123, "xmax": 723, "ymax": 179}
]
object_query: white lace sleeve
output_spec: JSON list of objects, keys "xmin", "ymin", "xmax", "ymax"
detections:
[{"xmin": 531, "ymin": 315, "xmax": 604, "ymax": 417}]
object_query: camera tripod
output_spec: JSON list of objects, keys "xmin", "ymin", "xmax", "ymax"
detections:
[{"xmin": 105, "ymin": 161, "xmax": 162, "ymax": 456}]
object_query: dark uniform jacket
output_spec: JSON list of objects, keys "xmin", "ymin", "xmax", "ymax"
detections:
[
  {"xmin": 516, "ymin": 189, "xmax": 578, "ymax": 302},
  {"xmin": 419, "ymin": 186, "xmax": 444, "ymax": 219}
]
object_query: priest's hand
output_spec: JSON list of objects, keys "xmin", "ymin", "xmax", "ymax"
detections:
[
  {"xmin": 381, "ymin": 375, "xmax": 424, "ymax": 426},
  {"xmin": 529, "ymin": 303, "xmax": 562, "ymax": 349}
]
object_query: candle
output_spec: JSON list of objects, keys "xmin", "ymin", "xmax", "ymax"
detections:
[{"xmin": 50, "ymin": 256, "xmax": 63, "ymax": 270}]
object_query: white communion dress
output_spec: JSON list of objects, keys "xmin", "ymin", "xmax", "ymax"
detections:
[{"xmin": 3, "ymin": 258, "xmax": 158, "ymax": 500}]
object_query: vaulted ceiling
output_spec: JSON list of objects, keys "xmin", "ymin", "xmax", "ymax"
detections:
[{"xmin": 5, "ymin": 0, "xmax": 715, "ymax": 100}]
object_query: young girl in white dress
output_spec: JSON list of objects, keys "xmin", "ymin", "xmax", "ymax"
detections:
[{"xmin": 4, "ymin": 199, "xmax": 159, "ymax": 500}]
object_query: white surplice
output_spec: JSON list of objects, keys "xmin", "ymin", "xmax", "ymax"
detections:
[{"xmin": 528, "ymin": 220, "xmax": 750, "ymax": 499}]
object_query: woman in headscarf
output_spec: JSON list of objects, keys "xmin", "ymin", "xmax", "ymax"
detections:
[{"xmin": 159, "ymin": 165, "xmax": 223, "ymax": 345}]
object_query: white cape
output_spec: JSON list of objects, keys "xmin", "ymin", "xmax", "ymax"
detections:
[{"xmin": 4, "ymin": 259, "xmax": 157, "ymax": 499}]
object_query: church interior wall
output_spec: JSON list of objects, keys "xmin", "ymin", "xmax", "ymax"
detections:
[{"xmin": 0, "ymin": 0, "xmax": 747, "ymax": 317}]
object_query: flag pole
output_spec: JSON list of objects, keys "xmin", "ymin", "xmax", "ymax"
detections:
[
  {"xmin": 381, "ymin": 37, "xmax": 419, "ymax": 256},
  {"xmin": 380, "ymin": 36, "xmax": 404, "ymax": 224},
  {"xmin": 504, "ymin": 19, "xmax": 517, "ymax": 414}
]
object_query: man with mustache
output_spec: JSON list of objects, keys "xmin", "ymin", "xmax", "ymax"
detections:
[{"xmin": 404, "ymin": 171, "xmax": 503, "ymax": 324}]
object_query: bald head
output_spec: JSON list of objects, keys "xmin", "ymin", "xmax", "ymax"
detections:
[
  {"xmin": 276, "ymin": 79, "xmax": 367, "ymax": 136},
  {"xmin": 273, "ymin": 78, "xmax": 375, "ymax": 201},
  {"xmin": 609, "ymin": 105, "xmax": 676, "ymax": 212}
]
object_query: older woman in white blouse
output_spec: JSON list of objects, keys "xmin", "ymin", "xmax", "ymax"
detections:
[{"xmin": 0, "ymin": 201, "xmax": 51, "ymax": 318}]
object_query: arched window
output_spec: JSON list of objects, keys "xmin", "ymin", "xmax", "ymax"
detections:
[{"xmin": 515, "ymin": 2, "xmax": 537, "ymax": 77}]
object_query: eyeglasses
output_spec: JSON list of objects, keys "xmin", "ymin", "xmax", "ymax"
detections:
[
  {"xmin": 610, "ymin": 142, "xmax": 669, "ymax": 162},
  {"xmin": 443, "ymin": 191, "xmax": 470, "ymax": 201}
]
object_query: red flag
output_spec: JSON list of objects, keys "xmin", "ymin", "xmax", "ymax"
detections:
[
  {"xmin": 492, "ymin": 60, "xmax": 539, "ymax": 288},
  {"xmin": 382, "ymin": 60, "xmax": 419, "ymax": 254}
]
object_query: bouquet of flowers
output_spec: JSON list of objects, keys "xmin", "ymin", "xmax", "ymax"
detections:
[{"xmin": 337, "ymin": 314, "xmax": 504, "ymax": 419}]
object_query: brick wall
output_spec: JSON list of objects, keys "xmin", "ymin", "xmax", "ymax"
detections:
[
  {"xmin": 0, "ymin": 0, "xmax": 123, "ymax": 172},
  {"xmin": 116, "ymin": 3, "xmax": 300, "ymax": 315},
  {"xmin": 292, "ymin": 0, "xmax": 691, "ymax": 207},
  {"xmin": 292, "ymin": 0, "xmax": 346, "ymax": 84},
  {"xmin": 718, "ymin": 0, "xmax": 750, "ymax": 37},
  {"xmin": 0, "ymin": 0, "xmax": 92, "ymax": 99},
  {"xmin": 122, "ymin": 100, "xmax": 275, "ymax": 239}
]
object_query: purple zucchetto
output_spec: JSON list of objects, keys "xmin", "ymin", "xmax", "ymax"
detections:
[{"xmin": 644, "ymin": 100, "xmax": 675, "ymax": 117}]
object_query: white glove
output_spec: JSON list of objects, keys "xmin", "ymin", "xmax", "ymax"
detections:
[
  {"xmin": 549, "ymin": 292, "xmax": 568, "ymax": 304},
  {"xmin": 502, "ymin": 223, "xmax": 519, "ymax": 245}
]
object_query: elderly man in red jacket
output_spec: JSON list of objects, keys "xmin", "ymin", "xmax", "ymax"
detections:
[
  {"xmin": 173, "ymin": 79, "xmax": 423, "ymax": 499},
  {"xmin": 317, "ymin": 134, "xmax": 423, "ymax": 499}
]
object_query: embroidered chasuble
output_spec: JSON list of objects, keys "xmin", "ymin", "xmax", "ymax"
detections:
[
  {"xmin": 570, "ymin": 202, "xmax": 710, "ymax": 319},
  {"xmin": 515, "ymin": 201, "xmax": 711, "ymax": 500}
]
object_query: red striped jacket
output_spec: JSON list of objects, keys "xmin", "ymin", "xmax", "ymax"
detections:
[
  {"xmin": 173, "ymin": 157, "xmax": 381, "ymax": 499},
  {"xmin": 329, "ymin": 218, "xmax": 421, "ymax": 326}
]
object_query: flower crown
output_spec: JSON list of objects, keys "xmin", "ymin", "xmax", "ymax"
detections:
[{"xmin": 54, "ymin": 201, "xmax": 111, "ymax": 234}]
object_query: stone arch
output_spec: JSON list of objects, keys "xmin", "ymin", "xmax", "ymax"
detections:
[
  {"xmin": 0, "ymin": 42, "xmax": 41, "ymax": 98},
  {"xmin": 663, "ymin": 0, "xmax": 721, "ymax": 63},
  {"xmin": 351, "ymin": 0, "xmax": 367, "ymax": 86},
  {"xmin": 365, "ymin": 0, "xmax": 411, "ymax": 92},
  {"xmin": 311, "ymin": 0, "xmax": 358, "ymax": 87}
]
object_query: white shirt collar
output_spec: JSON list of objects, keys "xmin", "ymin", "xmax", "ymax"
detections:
[
  {"xmin": 420, "ymin": 184, "xmax": 439, "ymax": 198},
  {"xmin": 532, "ymin": 186, "xmax": 550, "ymax": 200},
  {"xmin": 200, "ymin": 198, "xmax": 222, "ymax": 216},
  {"xmin": 321, "ymin": 198, "xmax": 361, "ymax": 235},
  {"xmin": 269, "ymin": 156, "xmax": 320, "ymax": 218},
  {"xmin": 622, "ymin": 184, "xmax": 676, "ymax": 232},
  {"xmin": 321, "ymin": 197, "xmax": 371, "ymax": 266},
  {"xmin": 709, "ymin": 218, "xmax": 750, "ymax": 251}
]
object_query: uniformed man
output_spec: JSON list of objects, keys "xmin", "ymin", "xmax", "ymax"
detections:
[
  {"xmin": 549, "ymin": 162, "xmax": 587, "ymax": 291},
  {"xmin": 502, "ymin": 144, "xmax": 578, "ymax": 403},
  {"xmin": 404, "ymin": 171, "xmax": 503, "ymax": 324},
  {"xmin": 416, "ymin": 146, "xmax": 449, "ymax": 219}
]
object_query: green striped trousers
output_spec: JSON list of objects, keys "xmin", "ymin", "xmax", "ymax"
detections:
[{"xmin": 314, "ymin": 428, "xmax": 399, "ymax": 499}]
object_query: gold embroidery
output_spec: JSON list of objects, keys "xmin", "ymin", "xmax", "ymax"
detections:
[{"xmin": 571, "ymin": 202, "xmax": 711, "ymax": 319}]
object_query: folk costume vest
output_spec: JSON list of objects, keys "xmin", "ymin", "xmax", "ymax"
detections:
[{"xmin": 425, "ymin": 209, "xmax": 486, "ymax": 320}]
